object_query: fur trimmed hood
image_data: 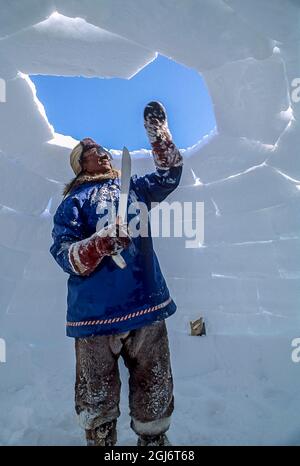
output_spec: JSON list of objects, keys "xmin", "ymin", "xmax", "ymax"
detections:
[{"xmin": 63, "ymin": 169, "xmax": 121, "ymax": 198}]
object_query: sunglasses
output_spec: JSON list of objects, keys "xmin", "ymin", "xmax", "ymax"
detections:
[{"xmin": 80, "ymin": 146, "xmax": 113, "ymax": 163}]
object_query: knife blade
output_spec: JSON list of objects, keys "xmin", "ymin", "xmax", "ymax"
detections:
[
  {"xmin": 111, "ymin": 146, "xmax": 131, "ymax": 269},
  {"xmin": 117, "ymin": 146, "xmax": 131, "ymax": 223}
]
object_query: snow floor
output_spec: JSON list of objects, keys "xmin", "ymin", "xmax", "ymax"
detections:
[{"xmin": 1, "ymin": 328, "xmax": 299, "ymax": 446}]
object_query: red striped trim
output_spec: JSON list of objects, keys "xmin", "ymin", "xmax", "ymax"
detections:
[{"xmin": 66, "ymin": 297, "xmax": 172, "ymax": 327}]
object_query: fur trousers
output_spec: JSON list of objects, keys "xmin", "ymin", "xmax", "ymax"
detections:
[{"xmin": 74, "ymin": 320, "xmax": 174, "ymax": 437}]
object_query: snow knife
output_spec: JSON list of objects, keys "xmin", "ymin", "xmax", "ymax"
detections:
[{"xmin": 111, "ymin": 146, "xmax": 131, "ymax": 269}]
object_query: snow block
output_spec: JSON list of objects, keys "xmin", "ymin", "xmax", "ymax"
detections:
[
  {"xmin": 168, "ymin": 276, "xmax": 259, "ymax": 315},
  {"xmin": 205, "ymin": 194, "xmax": 300, "ymax": 245},
  {"xmin": 257, "ymin": 277, "xmax": 300, "ymax": 317},
  {"xmin": 56, "ymin": 0, "xmax": 272, "ymax": 71},
  {"xmin": 4, "ymin": 277, "xmax": 67, "ymax": 316},
  {"xmin": 24, "ymin": 251, "xmax": 67, "ymax": 281},
  {"xmin": 203, "ymin": 56, "xmax": 289, "ymax": 144},
  {"xmin": 0, "ymin": 151, "xmax": 61, "ymax": 215},
  {"xmin": 205, "ymin": 165, "xmax": 299, "ymax": 215},
  {"xmin": 187, "ymin": 134, "xmax": 271, "ymax": 184},
  {"xmin": 13, "ymin": 140, "xmax": 75, "ymax": 183},
  {"xmin": 224, "ymin": 0, "xmax": 300, "ymax": 43},
  {"xmin": 267, "ymin": 120, "xmax": 300, "ymax": 181},
  {"xmin": 274, "ymin": 238, "xmax": 300, "ymax": 276},
  {"xmin": 1, "ymin": 13, "xmax": 156, "ymax": 79},
  {"xmin": 0, "ymin": 244, "xmax": 30, "ymax": 281},
  {"xmin": 0, "ymin": 0, "xmax": 55, "ymax": 38},
  {"xmin": 0, "ymin": 205, "xmax": 52, "ymax": 253},
  {"xmin": 0, "ymin": 74, "xmax": 53, "ymax": 154}
]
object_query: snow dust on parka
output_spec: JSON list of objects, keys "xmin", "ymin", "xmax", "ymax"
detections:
[{"xmin": 50, "ymin": 165, "xmax": 182, "ymax": 338}]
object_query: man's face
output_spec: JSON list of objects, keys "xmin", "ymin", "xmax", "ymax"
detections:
[{"xmin": 80, "ymin": 146, "xmax": 112, "ymax": 175}]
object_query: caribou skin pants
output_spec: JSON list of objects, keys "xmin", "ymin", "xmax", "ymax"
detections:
[{"xmin": 75, "ymin": 320, "xmax": 174, "ymax": 438}]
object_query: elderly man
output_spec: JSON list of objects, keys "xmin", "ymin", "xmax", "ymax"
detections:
[{"xmin": 50, "ymin": 102, "xmax": 183, "ymax": 446}]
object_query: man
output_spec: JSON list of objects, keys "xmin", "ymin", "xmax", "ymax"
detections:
[{"xmin": 50, "ymin": 102, "xmax": 183, "ymax": 446}]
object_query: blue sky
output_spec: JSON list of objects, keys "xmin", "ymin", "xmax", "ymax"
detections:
[{"xmin": 30, "ymin": 54, "xmax": 215, "ymax": 151}]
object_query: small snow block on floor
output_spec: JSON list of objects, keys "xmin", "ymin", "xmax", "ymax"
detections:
[{"xmin": 190, "ymin": 317, "xmax": 206, "ymax": 336}]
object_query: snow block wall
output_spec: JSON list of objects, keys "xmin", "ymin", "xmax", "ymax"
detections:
[{"xmin": 0, "ymin": 0, "xmax": 299, "ymax": 446}]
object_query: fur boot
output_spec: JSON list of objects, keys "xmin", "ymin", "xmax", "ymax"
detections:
[
  {"xmin": 137, "ymin": 433, "xmax": 171, "ymax": 446},
  {"xmin": 85, "ymin": 419, "xmax": 117, "ymax": 446}
]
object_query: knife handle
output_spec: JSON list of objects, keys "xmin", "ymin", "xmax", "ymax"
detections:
[
  {"xmin": 112, "ymin": 253, "xmax": 127, "ymax": 269},
  {"xmin": 111, "ymin": 215, "xmax": 127, "ymax": 269}
]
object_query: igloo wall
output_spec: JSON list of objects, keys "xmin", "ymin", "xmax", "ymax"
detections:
[{"xmin": 0, "ymin": 0, "xmax": 299, "ymax": 446}]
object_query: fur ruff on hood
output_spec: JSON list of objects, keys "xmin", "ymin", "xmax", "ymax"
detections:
[{"xmin": 63, "ymin": 169, "xmax": 121, "ymax": 198}]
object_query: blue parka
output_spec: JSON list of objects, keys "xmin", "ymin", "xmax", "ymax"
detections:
[{"xmin": 50, "ymin": 164, "xmax": 182, "ymax": 338}]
